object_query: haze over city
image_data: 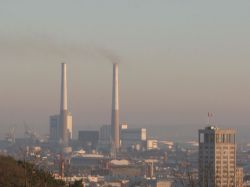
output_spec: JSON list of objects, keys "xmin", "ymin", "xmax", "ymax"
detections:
[{"xmin": 1, "ymin": 1, "xmax": 250, "ymax": 142}]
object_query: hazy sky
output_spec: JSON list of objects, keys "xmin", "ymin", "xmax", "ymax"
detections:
[{"xmin": 0, "ymin": 1, "xmax": 250, "ymax": 141}]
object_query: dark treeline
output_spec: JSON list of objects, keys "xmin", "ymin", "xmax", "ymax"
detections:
[{"xmin": 0, "ymin": 155, "xmax": 65, "ymax": 187}]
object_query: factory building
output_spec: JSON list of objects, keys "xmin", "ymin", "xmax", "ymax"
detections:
[
  {"xmin": 147, "ymin": 139, "xmax": 158, "ymax": 150},
  {"xmin": 49, "ymin": 115, "xmax": 60, "ymax": 142},
  {"xmin": 98, "ymin": 125, "xmax": 111, "ymax": 152},
  {"xmin": 49, "ymin": 113, "xmax": 72, "ymax": 142},
  {"xmin": 78, "ymin": 130, "xmax": 99, "ymax": 151},
  {"xmin": 121, "ymin": 128, "xmax": 147, "ymax": 151}
]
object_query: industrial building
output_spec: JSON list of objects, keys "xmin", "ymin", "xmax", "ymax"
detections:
[
  {"xmin": 98, "ymin": 125, "xmax": 111, "ymax": 152},
  {"xmin": 49, "ymin": 114, "xmax": 72, "ymax": 142},
  {"xmin": 49, "ymin": 63, "xmax": 73, "ymax": 148},
  {"xmin": 49, "ymin": 115, "xmax": 60, "ymax": 142},
  {"xmin": 121, "ymin": 128, "xmax": 147, "ymax": 151},
  {"xmin": 147, "ymin": 139, "xmax": 158, "ymax": 150},
  {"xmin": 78, "ymin": 130, "xmax": 99, "ymax": 151}
]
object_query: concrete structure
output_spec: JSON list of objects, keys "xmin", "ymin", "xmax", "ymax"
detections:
[
  {"xmin": 121, "ymin": 128, "xmax": 147, "ymax": 151},
  {"xmin": 70, "ymin": 154, "xmax": 105, "ymax": 167},
  {"xmin": 78, "ymin": 130, "xmax": 99, "ymax": 151},
  {"xmin": 49, "ymin": 63, "xmax": 72, "ymax": 147},
  {"xmin": 199, "ymin": 126, "xmax": 236, "ymax": 187},
  {"xmin": 60, "ymin": 62, "xmax": 69, "ymax": 146},
  {"xmin": 66, "ymin": 113, "xmax": 72, "ymax": 139},
  {"xmin": 50, "ymin": 113, "xmax": 72, "ymax": 143},
  {"xmin": 110, "ymin": 165, "xmax": 143, "ymax": 177},
  {"xmin": 120, "ymin": 122, "xmax": 128, "ymax": 130},
  {"xmin": 98, "ymin": 125, "xmax": 111, "ymax": 151},
  {"xmin": 147, "ymin": 139, "xmax": 158, "ymax": 150},
  {"xmin": 111, "ymin": 63, "xmax": 120, "ymax": 152},
  {"xmin": 236, "ymin": 167, "xmax": 244, "ymax": 187},
  {"xmin": 145, "ymin": 161, "xmax": 154, "ymax": 178},
  {"xmin": 156, "ymin": 180, "xmax": 173, "ymax": 187},
  {"xmin": 110, "ymin": 159, "xmax": 130, "ymax": 166},
  {"xmin": 49, "ymin": 115, "xmax": 60, "ymax": 142}
]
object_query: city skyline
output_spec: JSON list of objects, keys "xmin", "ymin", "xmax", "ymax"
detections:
[{"xmin": 0, "ymin": 1, "xmax": 250, "ymax": 141}]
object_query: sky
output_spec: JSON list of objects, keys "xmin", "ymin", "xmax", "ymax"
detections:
[{"xmin": 0, "ymin": 1, "xmax": 250, "ymax": 142}]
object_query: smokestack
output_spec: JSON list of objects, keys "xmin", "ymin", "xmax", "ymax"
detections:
[
  {"xmin": 111, "ymin": 63, "xmax": 120, "ymax": 151},
  {"xmin": 60, "ymin": 63, "xmax": 68, "ymax": 146},
  {"xmin": 60, "ymin": 63, "xmax": 68, "ymax": 111}
]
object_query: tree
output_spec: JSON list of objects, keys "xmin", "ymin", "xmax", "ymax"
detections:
[
  {"xmin": 0, "ymin": 155, "xmax": 65, "ymax": 187},
  {"xmin": 71, "ymin": 179, "xmax": 83, "ymax": 187}
]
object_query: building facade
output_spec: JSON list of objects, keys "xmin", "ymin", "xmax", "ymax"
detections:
[
  {"xmin": 66, "ymin": 112, "xmax": 73, "ymax": 139},
  {"xmin": 49, "ymin": 113, "xmax": 72, "ymax": 142},
  {"xmin": 236, "ymin": 167, "xmax": 243, "ymax": 187},
  {"xmin": 121, "ymin": 128, "xmax": 147, "ymax": 151},
  {"xmin": 98, "ymin": 125, "xmax": 111, "ymax": 151},
  {"xmin": 147, "ymin": 139, "xmax": 158, "ymax": 150},
  {"xmin": 199, "ymin": 126, "xmax": 236, "ymax": 186},
  {"xmin": 49, "ymin": 115, "xmax": 60, "ymax": 142},
  {"xmin": 78, "ymin": 130, "xmax": 99, "ymax": 151},
  {"xmin": 120, "ymin": 122, "xmax": 128, "ymax": 130}
]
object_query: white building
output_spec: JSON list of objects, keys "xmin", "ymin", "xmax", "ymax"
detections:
[
  {"xmin": 120, "ymin": 122, "xmax": 128, "ymax": 130},
  {"xmin": 147, "ymin": 139, "xmax": 158, "ymax": 150},
  {"xmin": 66, "ymin": 112, "xmax": 73, "ymax": 139}
]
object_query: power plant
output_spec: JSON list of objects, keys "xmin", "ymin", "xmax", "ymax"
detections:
[
  {"xmin": 50, "ymin": 63, "xmax": 120, "ymax": 154},
  {"xmin": 49, "ymin": 63, "xmax": 72, "ymax": 148},
  {"xmin": 111, "ymin": 63, "xmax": 120, "ymax": 152},
  {"xmin": 49, "ymin": 62, "xmax": 121, "ymax": 153},
  {"xmin": 6, "ymin": 63, "xmax": 246, "ymax": 187}
]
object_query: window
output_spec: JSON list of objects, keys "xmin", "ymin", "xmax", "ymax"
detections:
[
  {"xmin": 200, "ymin": 133, "xmax": 204, "ymax": 143},
  {"xmin": 210, "ymin": 134, "xmax": 214, "ymax": 143}
]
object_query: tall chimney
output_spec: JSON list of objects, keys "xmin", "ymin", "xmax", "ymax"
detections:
[
  {"xmin": 111, "ymin": 63, "xmax": 120, "ymax": 151},
  {"xmin": 60, "ymin": 63, "xmax": 68, "ymax": 111},
  {"xmin": 60, "ymin": 63, "xmax": 68, "ymax": 146}
]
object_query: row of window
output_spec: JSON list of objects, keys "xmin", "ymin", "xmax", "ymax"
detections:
[{"xmin": 200, "ymin": 133, "xmax": 235, "ymax": 143}]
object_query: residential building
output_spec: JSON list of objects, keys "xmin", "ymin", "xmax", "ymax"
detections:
[{"xmin": 199, "ymin": 126, "xmax": 236, "ymax": 186}]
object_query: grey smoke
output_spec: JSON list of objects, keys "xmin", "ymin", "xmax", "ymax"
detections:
[{"xmin": 0, "ymin": 35, "xmax": 120, "ymax": 64}]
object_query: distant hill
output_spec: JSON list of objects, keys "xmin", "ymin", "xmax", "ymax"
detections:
[{"xmin": 0, "ymin": 155, "xmax": 65, "ymax": 187}]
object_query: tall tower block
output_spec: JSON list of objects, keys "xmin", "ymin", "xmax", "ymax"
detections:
[
  {"xmin": 60, "ymin": 63, "xmax": 69, "ymax": 146},
  {"xmin": 111, "ymin": 63, "xmax": 120, "ymax": 151},
  {"xmin": 199, "ymin": 126, "xmax": 237, "ymax": 186}
]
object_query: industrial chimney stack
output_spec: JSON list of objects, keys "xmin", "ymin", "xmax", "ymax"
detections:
[
  {"xmin": 60, "ymin": 63, "xmax": 69, "ymax": 146},
  {"xmin": 111, "ymin": 63, "xmax": 120, "ymax": 152}
]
